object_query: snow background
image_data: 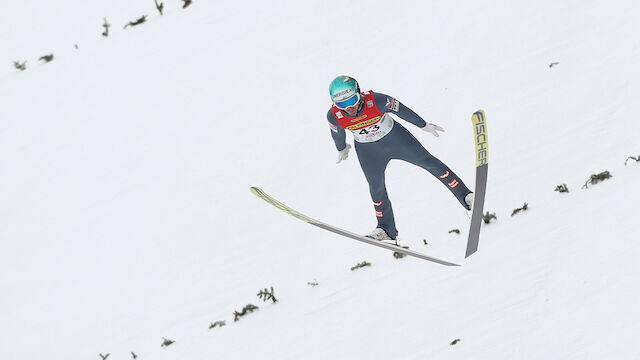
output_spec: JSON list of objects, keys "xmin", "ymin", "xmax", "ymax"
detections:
[{"xmin": 1, "ymin": 0, "xmax": 639, "ymax": 359}]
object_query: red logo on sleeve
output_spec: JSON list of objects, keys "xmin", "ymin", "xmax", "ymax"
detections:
[{"xmin": 439, "ymin": 170, "xmax": 450, "ymax": 179}]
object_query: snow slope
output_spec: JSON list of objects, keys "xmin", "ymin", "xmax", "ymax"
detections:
[{"xmin": 1, "ymin": 1, "xmax": 639, "ymax": 359}]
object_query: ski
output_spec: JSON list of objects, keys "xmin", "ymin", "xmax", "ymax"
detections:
[
  {"xmin": 465, "ymin": 110, "xmax": 489, "ymax": 258},
  {"xmin": 250, "ymin": 187, "xmax": 460, "ymax": 266}
]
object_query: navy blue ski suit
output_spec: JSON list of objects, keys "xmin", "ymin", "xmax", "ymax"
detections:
[{"xmin": 327, "ymin": 91, "xmax": 471, "ymax": 238}]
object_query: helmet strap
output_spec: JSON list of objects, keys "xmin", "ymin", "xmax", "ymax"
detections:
[{"xmin": 357, "ymin": 95, "xmax": 364, "ymax": 112}]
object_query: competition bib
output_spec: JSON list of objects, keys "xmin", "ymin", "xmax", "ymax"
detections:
[
  {"xmin": 331, "ymin": 91, "xmax": 394, "ymax": 143},
  {"xmin": 351, "ymin": 113, "xmax": 394, "ymax": 143}
]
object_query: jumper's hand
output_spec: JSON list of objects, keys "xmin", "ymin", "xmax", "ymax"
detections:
[
  {"xmin": 422, "ymin": 122, "xmax": 445, "ymax": 137},
  {"xmin": 336, "ymin": 144, "xmax": 352, "ymax": 164}
]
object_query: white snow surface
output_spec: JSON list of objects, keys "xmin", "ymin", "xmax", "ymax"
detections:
[{"xmin": 2, "ymin": 1, "xmax": 640, "ymax": 359}]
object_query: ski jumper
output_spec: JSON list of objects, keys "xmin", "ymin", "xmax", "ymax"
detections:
[{"xmin": 326, "ymin": 91, "xmax": 471, "ymax": 238}]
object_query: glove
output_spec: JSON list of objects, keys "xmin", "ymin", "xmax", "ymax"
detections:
[
  {"xmin": 336, "ymin": 144, "xmax": 352, "ymax": 164},
  {"xmin": 422, "ymin": 122, "xmax": 445, "ymax": 137}
]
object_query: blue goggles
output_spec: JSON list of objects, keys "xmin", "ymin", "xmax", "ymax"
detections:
[{"xmin": 334, "ymin": 93, "xmax": 360, "ymax": 109}]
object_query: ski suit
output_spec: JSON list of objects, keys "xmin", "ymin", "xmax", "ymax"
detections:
[{"xmin": 326, "ymin": 91, "xmax": 471, "ymax": 238}]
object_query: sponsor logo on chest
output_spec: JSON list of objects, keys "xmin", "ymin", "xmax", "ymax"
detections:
[
  {"xmin": 350, "ymin": 115, "xmax": 367, "ymax": 123},
  {"xmin": 345, "ymin": 116, "xmax": 381, "ymax": 130}
]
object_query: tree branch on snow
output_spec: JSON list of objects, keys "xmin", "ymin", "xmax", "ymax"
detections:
[
  {"xmin": 13, "ymin": 60, "xmax": 27, "ymax": 71},
  {"xmin": 257, "ymin": 286, "xmax": 278, "ymax": 303},
  {"xmin": 350, "ymin": 261, "xmax": 371, "ymax": 271},
  {"xmin": 511, "ymin": 202, "xmax": 528, "ymax": 216},
  {"xmin": 102, "ymin": 18, "xmax": 111, "ymax": 37},
  {"xmin": 482, "ymin": 212, "xmax": 497, "ymax": 224},
  {"xmin": 124, "ymin": 15, "xmax": 148, "ymax": 29},
  {"xmin": 625, "ymin": 155, "xmax": 640, "ymax": 166},
  {"xmin": 393, "ymin": 251, "xmax": 406, "ymax": 259},
  {"xmin": 99, "ymin": 353, "xmax": 110, "ymax": 360},
  {"xmin": 155, "ymin": 0, "xmax": 164, "ymax": 15},
  {"xmin": 392, "ymin": 244, "xmax": 409, "ymax": 259},
  {"xmin": 209, "ymin": 320, "xmax": 226, "ymax": 329},
  {"xmin": 233, "ymin": 304, "xmax": 259, "ymax": 322},
  {"xmin": 582, "ymin": 171, "xmax": 612, "ymax": 189},
  {"xmin": 161, "ymin": 337, "xmax": 175, "ymax": 347},
  {"xmin": 555, "ymin": 183, "xmax": 569, "ymax": 193},
  {"xmin": 39, "ymin": 53, "xmax": 54, "ymax": 63}
]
